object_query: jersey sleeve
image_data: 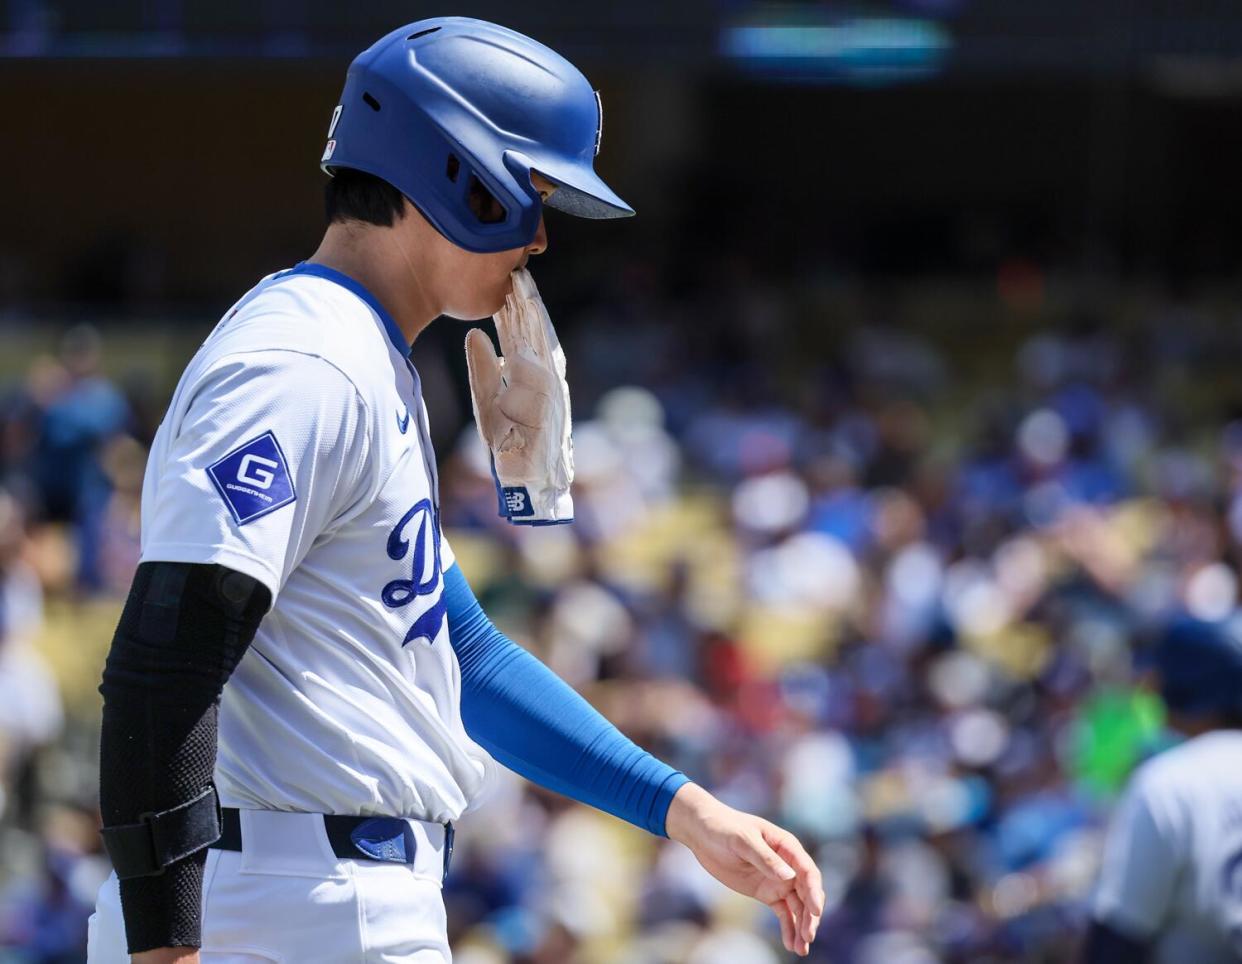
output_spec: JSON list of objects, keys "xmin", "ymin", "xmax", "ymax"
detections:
[
  {"xmin": 440, "ymin": 532, "xmax": 456, "ymax": 574},
  {"xmin": 1092, "ymin": 766, "xmax": 1185, "ymax": 940},
  {"xmin": 140, "ymin": 350, "xmax": 371, "ymax": 600}
]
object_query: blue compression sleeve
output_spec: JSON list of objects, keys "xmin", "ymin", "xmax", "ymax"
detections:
[{"xmin": 444, "ymin": 564, "xmax": 688, "ymax": 837}]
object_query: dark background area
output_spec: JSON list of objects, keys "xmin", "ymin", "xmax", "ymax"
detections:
[{"xmin": 5, "ymin": 1, "xmax": 1242, "ymax": 314}]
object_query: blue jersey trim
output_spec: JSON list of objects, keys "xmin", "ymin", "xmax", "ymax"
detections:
[{"xmin": 278, "ymin": 261, "xmax": 412, "ymax": 357}]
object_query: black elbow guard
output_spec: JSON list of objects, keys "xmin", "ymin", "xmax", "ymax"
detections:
[{"xmin": 99, "ymin": 561, "xmax": 269, "ymax": 952}]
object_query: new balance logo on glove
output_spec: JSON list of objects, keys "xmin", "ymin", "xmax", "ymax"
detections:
[{"xmin": 503, "ymin": 488, "xmax": 531, "ymax": 516}]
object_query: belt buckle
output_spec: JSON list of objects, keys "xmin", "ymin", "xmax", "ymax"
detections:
[{"xmin": 347, "ymin": 816, "xmax": 415, "ymax": 864}]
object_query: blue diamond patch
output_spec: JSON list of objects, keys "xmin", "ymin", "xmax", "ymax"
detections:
[{"xmin": 206, "ymin": 431, "xmax": 296, "ymax": 526}]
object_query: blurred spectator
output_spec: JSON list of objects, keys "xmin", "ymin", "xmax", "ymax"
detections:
[
  {"xmin": 0, "ymin": 489, "xmax": 61, "ymax": 827},
  {"xmin": 6, "ymin": 326, "xmax": 132, "ymax": 592},
  {"xmin": 7, "ymin": 280, "xmax": 1242, "ymax": 961}
]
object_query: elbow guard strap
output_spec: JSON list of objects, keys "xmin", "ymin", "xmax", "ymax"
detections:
[{"xmin": 100, "ymin": 786, "xmax": 221, "ymax": 880}]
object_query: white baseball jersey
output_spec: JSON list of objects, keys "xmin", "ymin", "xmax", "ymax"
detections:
[
  {"xmin": 138, "ymin": 262, "xmax": 490, "ymax": 823},
  {"xmin": 1094, "ymin": 730, "xmax": 1242, "ymax": 963}
]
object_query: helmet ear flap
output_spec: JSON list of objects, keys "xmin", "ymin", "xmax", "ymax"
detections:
[{"xmin": 441, "ymin": 147, "xmax": 541, "ymax": 243}]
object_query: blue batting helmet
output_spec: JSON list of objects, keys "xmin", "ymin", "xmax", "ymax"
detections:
[
  {"xmin": 320, "ymin": 17, "xmax": 633, "ymax": 253},
  {"xmin": 1153, "ymin": 615, "xmax": 1242, "ymax": 719}
]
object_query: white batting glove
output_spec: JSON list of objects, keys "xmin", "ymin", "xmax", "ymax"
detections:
[{"xmin": 465, "ymin": 269, "xmax": 574, "ymax": 525}]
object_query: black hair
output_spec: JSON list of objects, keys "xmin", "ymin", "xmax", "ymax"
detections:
[{"xmin": 324, "ymin": 168, "xmax": 407, "ymax": 227}]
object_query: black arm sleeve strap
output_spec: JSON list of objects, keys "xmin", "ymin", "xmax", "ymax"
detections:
[
  {"xmin": 1079, "ymin": 919, "xmax": 1152, "ymax": 964},
  {"xmin": 99, "ymin": 561, "xmax": 270, "ymax": 953},
  {"xmin": 100, "ymin": 785, "xmax": 221, "ymax": 880}
]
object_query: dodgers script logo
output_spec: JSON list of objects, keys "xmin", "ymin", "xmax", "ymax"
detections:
[
  {"xmin": 382, "ymin": 498, "xmax": 445, "ymax": 646},
  {"xmin": 207, "ymin": 432, "xmax": 296, "ymax": 525}
]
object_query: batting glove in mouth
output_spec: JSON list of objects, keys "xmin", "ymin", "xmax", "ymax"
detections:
[{"xmin": 465, "ymin": 268, "xmax": 574, "ymax": 525}]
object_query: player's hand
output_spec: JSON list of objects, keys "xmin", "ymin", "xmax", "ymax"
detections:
[
  {"xmin": 465, "ymin": 268, "xmax": 574, "ymax": 525},
  {"xmin": 132, "ymin": 949, "xmax": 199, "ymax": 963},
  {"xmin": 665, "ymin": 782, "xmax": 825, "ymax": 956}
]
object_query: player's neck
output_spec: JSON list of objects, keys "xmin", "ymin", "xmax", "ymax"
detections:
[{"xmin": 307, "ymin": 225, "xmax": 440, "ymax": 348}]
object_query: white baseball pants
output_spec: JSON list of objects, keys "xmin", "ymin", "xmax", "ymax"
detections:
[{"xmin": 87, "ymin": 809, "xmax": 451, "ymax": 963}]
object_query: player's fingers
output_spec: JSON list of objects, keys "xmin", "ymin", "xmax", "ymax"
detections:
[
  {"xmin": 738, "ymin": 831, "xmax": 797, "ymax": 884},
  {"xmin": 510, "ymin": 281, "xmax": 540, "ymax": 357},
  {"xmin": 510, "ymin": 269, "xmax": 561, "ymax": 371},
  {"xmin": 784, "ymin": 887, "xmax": 804, "ymax": 936},
  {"xmin": 785, "ymin": 887, "xmax": 814, "ymax": 952},
  {"xmin": 770, "ymin": 898, "xmax": 795, "ymax": 954},
  {"xmin": 767, "ymin": 827, "xmax": 826, "ymax": 915},
  {"xmin": 510, "ymin": 266, "xmax": 540, "ymax": 304},
  {"xmin": 523, "ymin": 289, "xmax": 557, "ymax": 367},
  {"xmin": 465, "ymin": 329, "xmax": 506, "ymax": 441},
  {"xmin": 493, "ymin": 291, "xmax": 524, "ymax": 364},
  {"xmin": 466, "ymin": 328, "xmax": 504, "ymax": 395},
  {"xmin": 786, "ymin": 893, "xmax": 810, "ymax": 956}
]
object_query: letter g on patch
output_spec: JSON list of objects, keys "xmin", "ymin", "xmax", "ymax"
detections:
[{"xmin": 237, "ymin": 453, "xmax": 278, "ymax": 489}]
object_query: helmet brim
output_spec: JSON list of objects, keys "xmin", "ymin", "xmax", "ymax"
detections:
[{"xmin": 533, "ymin": 161, "xmax": 635, "ymax": 220}]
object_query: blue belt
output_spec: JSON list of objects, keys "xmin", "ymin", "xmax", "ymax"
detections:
[{"xmin": 211, "ymin": 807, "xmax": 455, "ymax": 882}]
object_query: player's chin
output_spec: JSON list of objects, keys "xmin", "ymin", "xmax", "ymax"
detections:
[
  {"xmin": 444, "ymin": 291, "xmax": 507, "ymax": 321},
  {"xmin": 442, "ymin": 268, "xmax": 517, "ymax": 320}
]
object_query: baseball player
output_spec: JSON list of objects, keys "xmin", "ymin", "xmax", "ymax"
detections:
[
  {"xmin": 1080, "ymin": 617, "xmax": 1242, "ymax": 964},
  {"xmin": 87, "ymin": 18, "xmax": 825, "ymax": 964}
]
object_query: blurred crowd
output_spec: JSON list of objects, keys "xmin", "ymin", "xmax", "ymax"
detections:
[{"xmin": 1, "ymin": 280, "xmax": 1241, "ymax": 962}]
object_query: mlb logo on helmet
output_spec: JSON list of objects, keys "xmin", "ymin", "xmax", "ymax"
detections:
[{"xmin": 322, "ymin": 105, "xmax": 343, "ymax": 162}]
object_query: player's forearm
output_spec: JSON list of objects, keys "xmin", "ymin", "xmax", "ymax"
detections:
[
  {"xmin": 98, "ymin": 562, "xmax": 269, "ymax": 953},
  {"xmin": 443, "ymin": 563, "xmax": 688, "ymax": 835},
  {"xmin": 462, "ymin": 652, "xmax": 688, "ymax": 834}
]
